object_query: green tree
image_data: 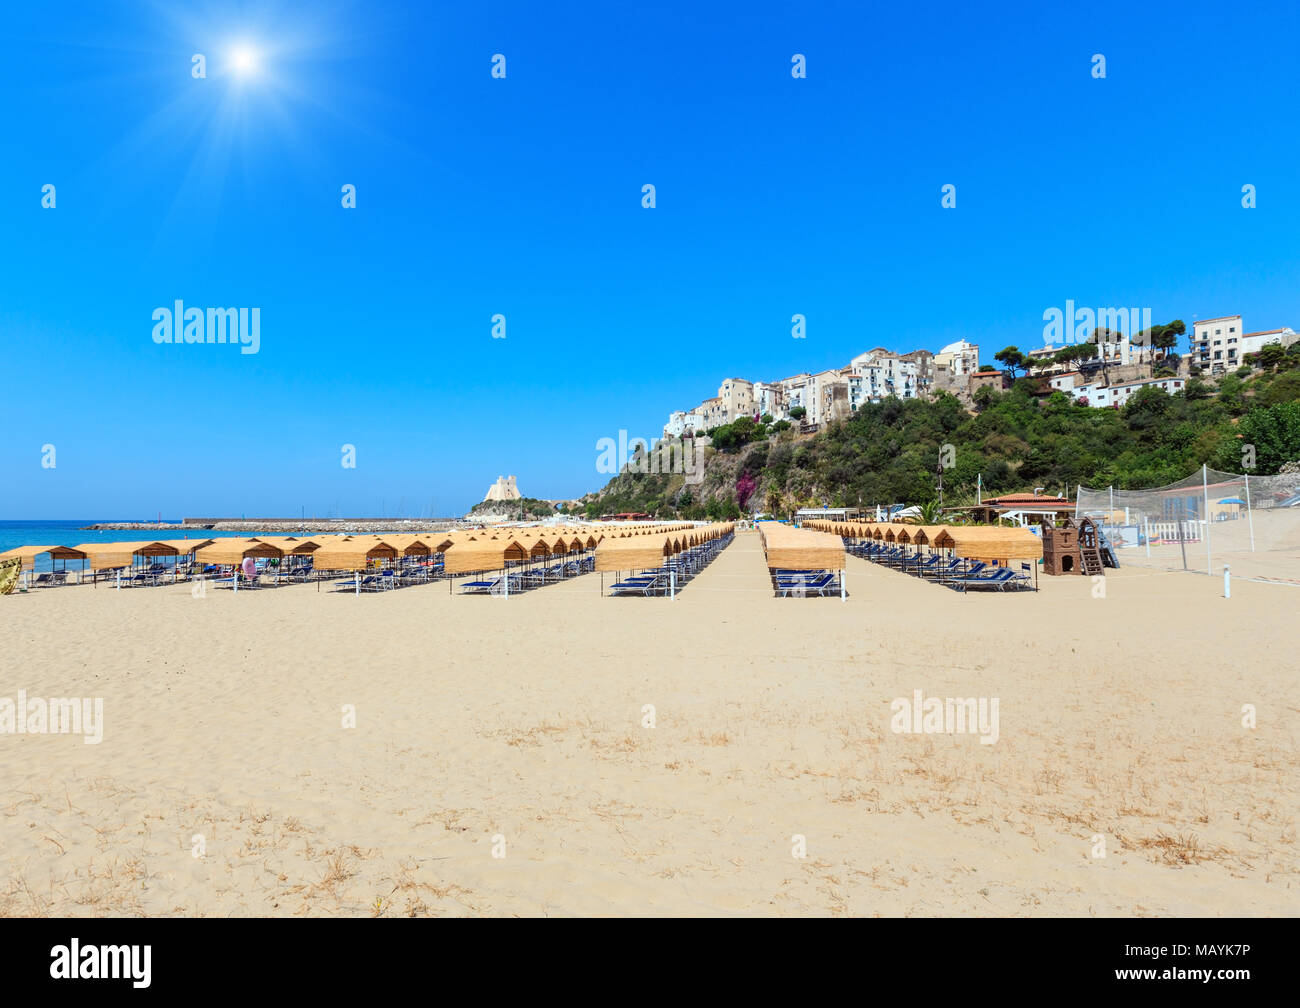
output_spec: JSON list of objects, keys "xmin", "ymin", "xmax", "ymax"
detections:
[
  {"xmin": 1252, "ymin": 343, "xmax": 1287, "ymax": 371},
  {"xmin": 1236, "ymin": 401, "xmax": 1300, "ymax": 472},
  {"xmin": 994, "ymin": 346, "xmax": 1027, "ymax": 378},
  {"xmin": 973, "ymin": 384, "xmax": 998, "ymax": 410}
]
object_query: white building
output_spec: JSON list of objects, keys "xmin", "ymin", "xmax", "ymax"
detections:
[
  {"xmin": 753, "ymin": 381, "xmax": 785, "ymax": 420},
  {"xmin": 1190, "ymin": 315, "xmax": 1297, "ymax": 373},
  {"xmin": 662, "ymin": 409, "xmax": 703, "ymax": 439},
  {"xmin": 1240, "ymin": 327, "xmax": 1298, "ymax": 359},
  {"xmin": 1190, "ymin": 315, "xmax": 1242, "ymax": 373},
  {"xmin": 1074, "ymin": 376, "xmax": 1187, "ymax": 408},
  {"xmin": 848, "ymin": 349, "xmax": 920, "ymax": 401},
  {"xmin": 1047, "ymin": 371, "xmax": 1081, "ymax": 395},
  {"xmin": 778, "ymin": 373, "xmax": 813, "ymax": 421},
  {"xmin": 933, "ymin": 340, "xmax": 980, "ymax": 378}
]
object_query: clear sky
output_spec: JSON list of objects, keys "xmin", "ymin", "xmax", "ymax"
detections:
[{"xmin": 4, "ymin": 0, "xmax": 1298, "ymax": 518}]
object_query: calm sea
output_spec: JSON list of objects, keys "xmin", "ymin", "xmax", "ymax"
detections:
[{"xmin": 0, "ymin": 521, "xmax": 320, "ymax": 572}]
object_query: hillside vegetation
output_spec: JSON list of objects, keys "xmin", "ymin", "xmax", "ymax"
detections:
[{"xmin": 578, "ymin": 358, "xmax": 1300, "ymax": 521}]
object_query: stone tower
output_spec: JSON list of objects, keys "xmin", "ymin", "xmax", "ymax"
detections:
[{"xmin": 483, "ymin": 475, "xmax": 522, "ymax": 502}]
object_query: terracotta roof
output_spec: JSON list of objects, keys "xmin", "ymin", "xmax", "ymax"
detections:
[
  {"xmin": 981, "ymin": 494, "xmax": 1073, "ymax": 506},
  {"xmin": 1242, "ymin": 329, "xmax": 1288, "ymax": 337}
]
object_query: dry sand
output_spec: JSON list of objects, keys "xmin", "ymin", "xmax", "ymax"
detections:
[{"xmin": 1, "ymin": 531, "xmax": 1295, "ymax": 916}]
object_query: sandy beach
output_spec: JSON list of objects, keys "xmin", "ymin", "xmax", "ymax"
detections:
[{"xmin": 2, "ymin": 530, "xmax": 1295, "ymax": 917}]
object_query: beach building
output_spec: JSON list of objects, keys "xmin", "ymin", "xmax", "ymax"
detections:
[
  {"xmin": 795, "ymin": 506, "xmax": 862, "ymax": 521},
  {"xmin": 959, "ymin": 493, "xmax": 1075, "ymax": 527}
]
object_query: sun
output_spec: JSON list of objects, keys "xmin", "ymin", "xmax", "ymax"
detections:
[{"xmin": 230, "ymin": 44, "xmax": 259, "ymax": 76}]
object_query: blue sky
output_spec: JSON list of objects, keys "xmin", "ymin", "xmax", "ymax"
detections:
[{"xmin": 4, "ymin": 0, "xmax": 1298, "ymax": 518}]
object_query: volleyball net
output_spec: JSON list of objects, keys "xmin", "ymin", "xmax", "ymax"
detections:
[{"xmin": 1075, "ymin": 466, "xmax": 1300, "ymax": 583}]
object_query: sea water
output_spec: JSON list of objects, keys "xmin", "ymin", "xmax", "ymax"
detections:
[{"xmin": 0, "ymin": 521, "xmax": 297, "ymax": 573}]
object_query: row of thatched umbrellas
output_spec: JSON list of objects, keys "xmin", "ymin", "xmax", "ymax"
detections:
[
  {"xmin": 800, "ymin": 520, "xmax": 1043, "ymax": 564},
  {"xmin": 1, "ymin": 523, "xmax": 734, "ymax": 595}
]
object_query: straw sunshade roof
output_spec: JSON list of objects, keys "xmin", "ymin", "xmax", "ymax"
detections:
[
  {"xmin": 932, "ymin": 527, "xmax": 1043, "ymax": 561},
  {"xmin": 443, "ymin": 538, "xmax": 527, "ymax": 575},
  {"xmin": 71, "ymin": 542, "xmax": 136, "ymax": 570},
  {"xmin": 906, "ymin": 525, "xmax": 948, "ymax": 546},
  {"xmin": 194, "ymin": 538, "xmax": 286, "ymax": 566},
  {"xmin": 756, "ymin": 522, "xmax": 845, "ymax": 571},
  {"xmin": 594, "ymin": 534, "xmax": 675, "ymax": 572},
  {"xmin": 71, "ymin": 541, "xmax": 181, "ymax": 570},
  {"xmin": 279, "ymin": 539, "xmax": 324, "ymax": 555},
  {"xmin": 155, "ymin": 539, "xmax": 216, "ymax": 554},
  {"xmin": 0, "ymin": 544, "xmax": 89, "ymax": 571},
  {"xmin": 312, "ymin": 538, "xmax": 399, "ymax": 571},
  {"xmin": 380, "ymin": 534, "xmax": 433, "ymax": 557}
]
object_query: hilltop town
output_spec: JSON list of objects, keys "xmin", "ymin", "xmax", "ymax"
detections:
[{"xmin": 662, "ymin": 313, "xmax": 1298, "ymax": 438}]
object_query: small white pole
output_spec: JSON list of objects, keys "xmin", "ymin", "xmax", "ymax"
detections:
[
  {"xmin": 1244, "ymin": 474, "xmax": 1256, "ymax": 552},
  {"xmin": 1144, "ymin": 517, "xmax": 1151, "ymax": 558},
  {"xmin": 1224, "ymin": 564, "xmax": 1231, "ymax": 598},
  {"xmin": 354, "ymin": 571, "xmax": 359, "ymax": 596},
  {"xmin": 670, "ymin": 568, "xmax": 676, "ymax": 600},
  {"xmin": 504, "ymin": 568, "xmax": 509, "ymax": 598},
  {"xmin": 116, "ymin": 570, "xmax": 121, "ymax": 591},
  {"xmin": 840, "ymin": 566, "xmax": 846, "ymax": 601},
  {"xmin": 1203, "ymin": 463, "xmax": 1212, "ymax": 575}
]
